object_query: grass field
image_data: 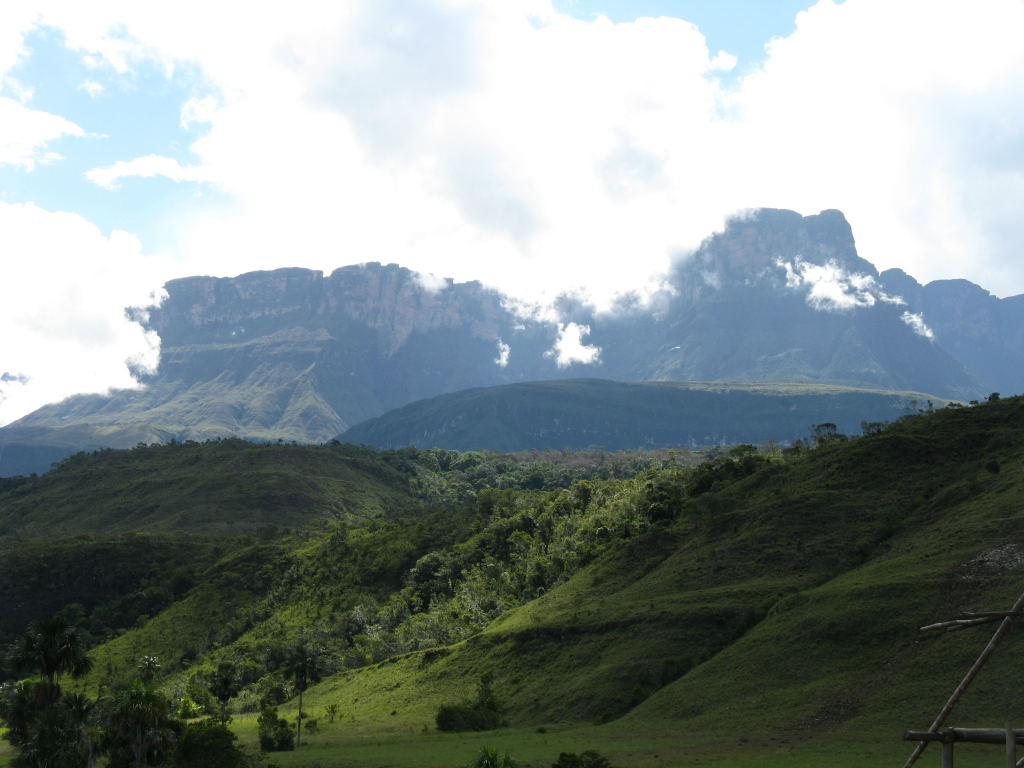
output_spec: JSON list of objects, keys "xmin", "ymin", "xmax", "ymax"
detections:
[
  {"xmin": 222, "ymin": 715, "xmax": 1017, "ymax": 768},
  {"xmin": 4, "ymin": 708, "xmax": 1010, "ymax": 768}
]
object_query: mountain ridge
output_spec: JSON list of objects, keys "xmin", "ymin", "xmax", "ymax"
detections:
[{"xmin": 3, "ymin": 208, "xmax": 1022, "ymax": 476}]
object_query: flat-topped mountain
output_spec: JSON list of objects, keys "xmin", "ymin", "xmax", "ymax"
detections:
[{"xmin": 3, "ymin": 208, "xmax": 1021, "ymax": 475}]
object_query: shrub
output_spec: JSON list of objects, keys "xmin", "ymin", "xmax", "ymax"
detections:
[
  {"xmin": 171, "ymin": 719, "xmax": 249, "ymax": 768},
  {"xmin": 436, "ymin": 673, "xmax": 503, "ymax": 732},
  {"xmin": 175, "ymin": 695, "xmax": 204, "ymax": 720},
  {"xmin": 469, "ymin": 746, "xmax": 518, "ymax": 768},
  {"xmin": 257, "ymin": 706, "xmax": 295, "ymax": 752},
  {"xmin": 436, "ymin": 702, "xmax": 500, "ymax": 732},
  {"xmin": 551, "ymin": 751, "xmax": 613, "ymax": 768}
]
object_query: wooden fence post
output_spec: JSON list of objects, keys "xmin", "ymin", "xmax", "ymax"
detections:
[
  {"xmin": 942, "ymin": 740, "xmax": 953, "ymax": 768},
  {"xmin": 903, "ymin": 589, "xmax": 1024, "ymax": 768}
]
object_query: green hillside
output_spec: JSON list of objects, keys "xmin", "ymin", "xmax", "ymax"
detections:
[
  {"xmin": 0, "ymin": 442, "xmax": 672, "ymax": 690},
  {"xmin": 262, "ymin": 396, "xmax": 1024, "ymax": 765},
  {"xmin": 0, "ymin": 438, "xmax": 422, "ymax": 538},
  {"xmin": 341, "ymin": 378, "xmax": 951, "ymax": 451},
  {"xmin": 3, "ymin": 398, "xmax": 1024, "ymax": 768}
]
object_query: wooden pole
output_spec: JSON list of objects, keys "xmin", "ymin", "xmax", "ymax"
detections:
[
  {"xmin": 1009, "ymin": 721, "xmax": 1016, "ymax": 768},
  {"xmin": 920, "ymin": 617, "xmax": 1002, "ymax": 633},
  {"xmin": 942, "ymin": 740, "xmax": 954, "ymax": 768},
  {"xmin": 903, "ymin": 588, "xmax": 1024, "ymax": 768},
  {"xmin": 948, "ymin": 729, "xmax": 1024, "ymax": 744},
  {"xmin": 905, "ymin": 729, "xmax": 1024, "ymax": 745}
]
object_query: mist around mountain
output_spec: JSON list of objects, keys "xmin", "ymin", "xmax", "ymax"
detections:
[{"xmin": 2, "ymin": 208, "xmax": 1021, "ymax": 475}]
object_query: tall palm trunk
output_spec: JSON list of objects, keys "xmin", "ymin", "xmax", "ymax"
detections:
[{"xmin": 134, "ymin": 723, "xmax": 144, "ymax": 767}]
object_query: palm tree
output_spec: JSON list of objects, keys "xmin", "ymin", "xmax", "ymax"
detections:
[
  {"xmin": 63, "ymin": 692, "xmax": 99, "ymax": 768},
  {"xmin": 282, "ymin": 644, "xmax": 322, "ymax": 748},
  {"xmin": 9, "ymin": 616, "xmax": 93, "ymax": 706},
  {"xmin": 471, "ymin": 746, "xmax": 519, "ymax": 768},
  {"xmin": 207, "ymin": 660, "xmax": 239, "ymax": 723},
  {"xmin": 3, "ymin": 619, "xmax": 97, "ymax": 768},
  {"xmin": 101, "ymin": 680, "xmax": 175, "ymax": 768},
  {"xmin": 15, "ymin": 703, "xmax": 80, "ymax": 768},
  {"xmin": 0, "ymin": 680, "xmax": 37, "ymax": 746}
]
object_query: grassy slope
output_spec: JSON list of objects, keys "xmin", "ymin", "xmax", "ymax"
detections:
[{"xmin": 273, "ymin": 398, "xmax": 1024, "ymax": 767}]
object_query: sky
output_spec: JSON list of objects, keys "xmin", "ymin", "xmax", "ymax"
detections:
[{"xmin": 1, "ymin": 0, "xmax": 1024, "ymax": 425}]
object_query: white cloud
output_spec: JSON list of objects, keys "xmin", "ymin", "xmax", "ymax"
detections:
[
  {"xmin": 709, "ymin": 50, "xmax": 737, "ymax": 72},
  {"xmin": 413, "ymin": 270, "xmax": 450, "ymax": 293},
  {"xmin": 1, "ymin": 0, "xmax": 1023, "ymax": 421},
  {"xmin": 22, "ymin": 0, "xmax": 1024, "ymax": 307},
  {"xmin": 85, "ymin": 154, "xmax": 209, "ymax": 189},
  {"xmin": 725, "ymin": 0, "xmax": 1024, "ymax": 296},
  {"xmin": 701, "ymin": 271, "xmax": 722, "ymax": 290},
  {"xmin": 494, "ymin": 338, "xmax": 510, "ymax": 367},
  {"xmin": 3, "ymin": 0, "xmax": 1024, "ymax": 304},
  {"xmin": 16, "ymin": 1, "xmax": 731, "ymax": 305},
  {"xmin": 0, "ymin": 5, "xmax": 38, "ymax": 80},
  {"xmin": 546, "ymin": 322, "xmax": 600, "ymax": 367},
  {"xmin": 0, "ymin": 202, "xmax": 166, "ymax": 426},
  {"xmin": 180, "ymin": 95, "xmax": 217, "ymax": 129},
  {"xmin": 0, "ymin": 97, "xmax": 83, "ymax": 170},
  {"xmin": 901, "ymin": 311, "xmax": 935, "ymax": 340},
  {"xmin": 4, "ymin": 78, "xmax": 33, "ymax": 103},
  {"xmin": 79, "ymin": 79, "xmax": 104, "ymax": 97},
  {"xmin": 778, "ymin": 258, "xmax": 905, "ymax": 312}
]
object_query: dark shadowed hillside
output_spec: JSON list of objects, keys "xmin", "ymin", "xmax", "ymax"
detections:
[{"xmin": 342, "ymin": 378, "xmax": 948, "ymax": 451}]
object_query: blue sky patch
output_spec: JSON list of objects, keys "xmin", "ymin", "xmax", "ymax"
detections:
[
  {"xmin": 0, "ymin": 25, "xmax": 222, "ymax": 249},
  {"xmin": 553, "ymin": 0, "xmax": 824, "ymax": 77}
]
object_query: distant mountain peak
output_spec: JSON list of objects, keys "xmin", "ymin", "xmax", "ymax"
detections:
[
  {"xmin": 671, "ymin": 208, "xmax": 880, "ymax": 310},
  {"xmin": 8, "ymin": 207, "xmax": 1024, "ymax": 476}
]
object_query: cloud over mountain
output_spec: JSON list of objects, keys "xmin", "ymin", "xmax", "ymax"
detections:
[{"xmin": 1, "ymin": 1, "xmax": 1023, "ymax": 423}]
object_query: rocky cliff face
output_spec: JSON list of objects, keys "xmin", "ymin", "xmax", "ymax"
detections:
[
  {"xmin": 583, "ymin": 208, "xmax": 981, "ymax": 398},
  {"xmin": 878, "ymin": 269, "xmax": 1024, "ymax": 398},
  {"xmin": 146, "ymin": 264, "xmax": 520, "ymax": 355},
  {"xmin": 3, "ymin": 208, "xmax": 1018, "ymax": 476},
  {"xmin": 29, "ymin": 263, "xmax": 565, "ymax": 443}
]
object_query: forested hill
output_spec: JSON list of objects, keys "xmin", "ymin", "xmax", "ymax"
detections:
[
  {"xmin": 341, "ymin": 378, "xmax": 950, "ymax": 451},
  {"xmin": 0, "ymin": 441, "xmax": 674, "ymax": 649},
  {"xmin": 0, "ymin": 439, "xmax": 419, "ymax": 538},
  {"xmin": 2, "ymin": 397, "xmax": 1023, "ymax": 767}
]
